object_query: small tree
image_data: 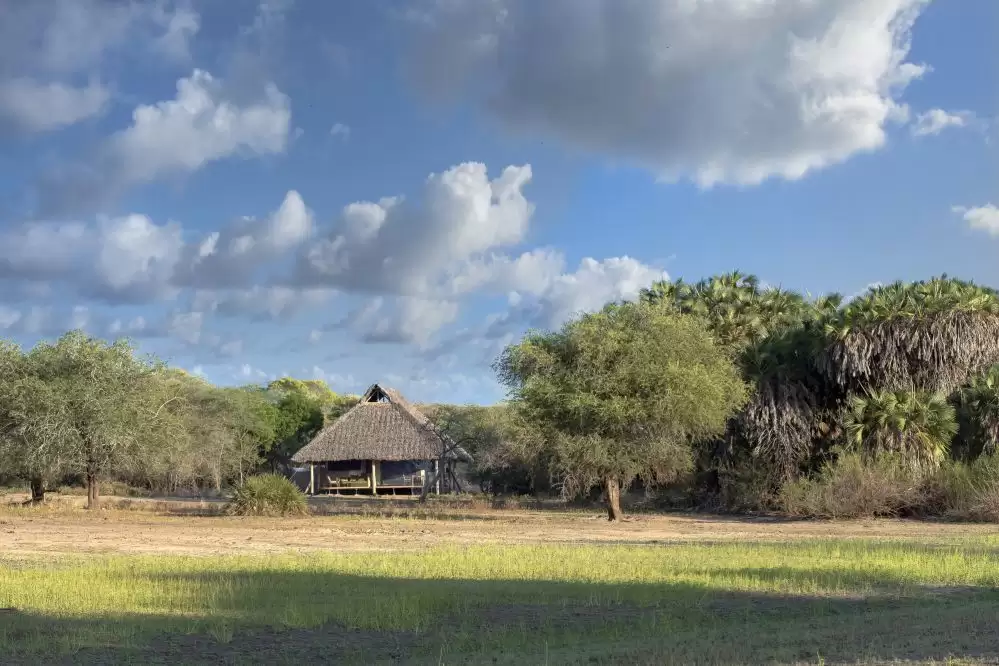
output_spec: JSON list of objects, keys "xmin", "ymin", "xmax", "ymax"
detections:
[
  {"xmin": 844, "ymin": 390, "xmax": 957, "ymax": 470},
  {"xmin": 26, "ymin": 331, "xmax": 157, "ymax": 509},
  {"xmin": 496, "ymin": 302, "xmax": 747, "ymax": 520},
  {"xmin": 0, "ymin": 342, "xmax": 73, "ymax": 503}
]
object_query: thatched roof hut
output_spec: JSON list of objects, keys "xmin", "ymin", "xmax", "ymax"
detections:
[{"xmin": 291, "ymin": 383, "xmax": 472, "ymax": 464}]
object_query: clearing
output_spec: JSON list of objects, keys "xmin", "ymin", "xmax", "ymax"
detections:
[{"xmin": 1, "ymin": 499, "xmax": 998, "ymax": 664}]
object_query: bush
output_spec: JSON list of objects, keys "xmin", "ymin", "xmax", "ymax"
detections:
[
  {"xmin": 779, "ymin": 454, "xmax": 926, "ymax": 519},
  {"xmin": 225, "ymin": 474, "xmax": 308, "ymax": 517},
  {"xmin": 924, "ymin": 455, "xmax": 999, "ymax": 521}
]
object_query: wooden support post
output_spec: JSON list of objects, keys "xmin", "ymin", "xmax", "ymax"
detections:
[{"xmin": 308, "ymin": 464, "xmax": 315, "ymax": 495}]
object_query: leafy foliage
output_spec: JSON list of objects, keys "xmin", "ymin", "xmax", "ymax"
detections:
[
  {"xmin": 226, "ymin": 473, "xmax": 308, "ymax": 517},
  {"xmin": 844, "ymin": 391, "xmax": 957, "ymax": 468},
  {"xmin": 496, "ymin": 301, "xmax": 747, "ymax": 516},
  {"xmin": 954, "ymin": 365, "xmax": 999, "ymax": 459},
  {"xmin": 421, "ymin": 403, "xmax": 541, "ymax": 494}
]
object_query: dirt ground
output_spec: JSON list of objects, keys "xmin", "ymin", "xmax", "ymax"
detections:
[{"xmin": 1, "ymin": 495, "xmax": 996, "ymax": 556}]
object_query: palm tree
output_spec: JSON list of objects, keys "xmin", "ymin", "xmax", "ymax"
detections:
[
  {"xmin": 955, "ymin": 365, "xmax": 999, "ymax": 459},
  {"xmin": 844, "ymin": 390, "xmax": 957, "ymax": 468},
  {"xmin": 641, "ymin": 272, "xmax": 811, "ymax": 350},
  {"xmin": 821, "ymin": 277, "xmax": 999, "ymax": 394}
]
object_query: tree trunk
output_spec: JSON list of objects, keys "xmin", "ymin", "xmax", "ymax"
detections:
[
  {"xmin": 605, "ymin": 476, "xmax": 623, "ymax": 521},
  {"xmin": 86, "ymin": 471, "xmax": 100, "ymax": 510},
  {"xmin": 28, "ymin": 476, "xmax": 45, "ymax": 504}
]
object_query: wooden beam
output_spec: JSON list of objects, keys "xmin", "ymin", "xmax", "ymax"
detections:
[{"xmin": 308, "ymin": 464, "xmax": 315, "ymax": 496}]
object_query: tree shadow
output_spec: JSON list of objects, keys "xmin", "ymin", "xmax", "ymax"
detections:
[{"xmin": 3, "ymin": 563, "xmax": 998, "ymax": 665}]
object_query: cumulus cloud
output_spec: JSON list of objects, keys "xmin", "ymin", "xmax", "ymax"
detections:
[
  {"xmin": 425, "ymin": 255, "xmax": 666, "ymax": 361},
  {"xmin": 0, "ymin": 189, "xmax": 310, "ymax": 302},
  {"xmin": 330, "ymin": 122, "xmax": 351, "ymax": 139},
  {"xmin": 492, "ymin": 256, "xmax": 667, "ymax": 333},
  {"xmin": 0, "ymin": 1, "xmax": 200, "ymax": 133},
  {"xmin": 954, "ymin": 204, "xmax": 999, "ymax": 236},
  {"xmin": 191, "ymin": 286, "xmax": 335, "ymax": 320},
  {"xmin": 408, "ymin": 0, "xmax": 930, "ymax": 186},
  {"xmin": 177, "ymin": 189, "xmax": 313, "ymax": 288},
  {"xmin": 912, "ymin": 109, "xmax": 975, "ymax": 137},
  {"xmin": 361, "ymin": 297, "xmax": 461, "ymax": 346},
  {"xmin": 111, "ymin": 69, "xmax": 291, "ymax": 185},
  {"xmin": 0, "ymin": 304, "xmax": 102, "ymax": 337},
  {"xmin": 36, "ymin": 69, "xmax": 292, "ymax": 216},
  {"xmin": 151, "ymin": 4, "xmax": 201, "ymax": 62},
  {"xmin": 0, "ymin": 79, "xmax": 110, "ymax": 132},
  {"xmin": 0, "ymin": 215, "xmax": 183, "ymax": 302},
  {"xmin": 299, "ymin": 162, "xmax": 535, "ymax": 295}
]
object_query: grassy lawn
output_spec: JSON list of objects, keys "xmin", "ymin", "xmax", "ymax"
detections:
[{"xmin": 3, "ymin": 536, "xmax": 999, "ymax": 664}]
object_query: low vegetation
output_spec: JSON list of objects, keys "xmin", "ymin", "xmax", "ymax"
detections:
[
  {"xmin": 2, "ymin": 535, "xmax": 998, "ymax": 664},
  {"xmin": 225, "ymin": 474, "xmax": 308, "ymax": 517}
]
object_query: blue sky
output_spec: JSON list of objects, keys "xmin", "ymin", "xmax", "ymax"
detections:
[{"xmin": 0, "ymin": 0, "xmax": 996, "ymax": 404}]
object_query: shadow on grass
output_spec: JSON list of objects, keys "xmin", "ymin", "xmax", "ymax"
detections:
[{"xmin": 3, "ymin": 563, "xmax": 999, "ymax": 666}]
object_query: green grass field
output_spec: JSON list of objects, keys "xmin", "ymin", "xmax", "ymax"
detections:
[{"xmin": 3, "ymin": 537, "xmax": 999, "ymax": 665}]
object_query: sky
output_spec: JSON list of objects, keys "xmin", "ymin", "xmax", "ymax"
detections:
[{"xmin": 0, "ymin": 0, "xmax": 996, "ymax": 405}]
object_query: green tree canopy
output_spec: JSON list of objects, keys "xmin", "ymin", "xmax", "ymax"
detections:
[
  {"xmin": 496, "ymin": 302, "xmax": 748, "ymax": 519},
  {"xmin": 844, "ymin": 390, "xmax": 957, "ymax": 469},
  {"xmin": 24, "ymin": 331, "xmax": 159, "ymax": 508}
]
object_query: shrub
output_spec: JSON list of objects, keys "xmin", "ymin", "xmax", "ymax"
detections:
[
  {"xmin": 779, "ymin": 453, "xmax": 926, "ymax": 519},
  {"xmin": 924, "ymin": 455, "xmax": 999, "ymax": 521},
  {"xmin": 225, "ymin": 474, "xmax": 308, "ymax": 517}
]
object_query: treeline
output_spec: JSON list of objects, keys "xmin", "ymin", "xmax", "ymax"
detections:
[
  {"xmin": 4, "ymin": 273, "xmax": 999, "ymax": 521},
  {"xmin": 448, "ymin": 273, "xmax": 999, "ymax": 520},
  {"xmin": 0, "ymin": 332, "xmax": 356, "ymax": 507}
]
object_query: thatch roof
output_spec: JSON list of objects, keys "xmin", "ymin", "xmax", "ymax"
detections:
[{"xmin": 291, "ymin": 384, "xmax": 472, "ymax": 464}]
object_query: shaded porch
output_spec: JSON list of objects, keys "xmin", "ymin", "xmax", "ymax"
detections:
[{"xmin": 306, "ymin": 459, "xmax": 434, "ymax": 496}]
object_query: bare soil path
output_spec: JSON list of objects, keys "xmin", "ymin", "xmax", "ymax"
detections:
[{"xmin": 1, "ymin": 497, "xmax": 995, "ymax": 556}]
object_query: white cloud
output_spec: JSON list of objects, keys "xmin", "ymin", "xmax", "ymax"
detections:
[
  {"xmin": 0, "ymin": 214, "xmax": 183, "ymax": 301},
  {"xmin": 151, "ymin": 5, "xmax": 200, "ymax": 62},
  {"xmin": 0, "ymin": 79, "xmax": 110, "ymax": 132},
  {"xmin": 108, "ymin": 316, "xmax": 150, "ymax": 336},
  {"xmin": 0, "ymin": 307, "xmax": 23, "ymax": 331},
  {"xmin": 0, "ymin": 190, "xmax": 318, "ymax": 307},
  {"xmin": 192, "ymin": 285, "xmax": 334, "ymax": 320},
  {"xmin": 96, "ymin": 214, "xmax": 184, "ymax": 299},
  {"xmin": 0, "ymin": 305, "xmax": 82, "ymax": 337},
  {"xmin": 523, "ymin": 256, "xmax": 667, "ymax": 329},
  {"xmin": 240, "ymin": 363, "xmax": 269, "ymax": 381},
  {"xmin": 166, "ymin": 311, "xmax": 205, "ymax": 345},
  {"xmin": 310, "ymin": 366, "xmax": 358, "ymax": 391},
  {"xmin": 0, "ymin": 1, "xmax": 201, "ymax": 132},
  {"xmin": 912, "ymin": 109, "xmax": 975, "ymax": 137},
  {"xmin": 954, "ymin": 204, "xmax": 999, "ymax": 236},
  {"xmin": 342, "ymin": 296, "xmax": 460, "ymax": 347},
  {"xmin": 449, "ymin": 248, "xmax": 568, "ymax": 296},
  {"xmin": 408, "ymin": 0, "xmax": 930, "ymax": 186},
  {"xmin": 111, "ymin": 69, "xmax": 291, "ymax": 185},
  {"xmin": 330, "ymin": 122, "xmax": 351, "ymax": 139},
  {"xmin": 178, "ymin": 189, "xmax": 313, "ymax": 288},
  {"xmin": 300, "ymin": 162, "xmax": 534, "ymax": 295},
  {"xmin": 1, "ymin": 0, "xmax": 195, "ymax": 74}
]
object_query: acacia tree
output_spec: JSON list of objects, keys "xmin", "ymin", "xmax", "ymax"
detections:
[
  {"xmin": 26, "ymin": 332, "xmax": 158, "ymax": 509},
  {"xmin": 0, "ymin": 342, "xmax": 73, "ymax": 503},
  {"xmin": 496, "ymin": 302, "xmax": 747, "ymax": 520}
]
